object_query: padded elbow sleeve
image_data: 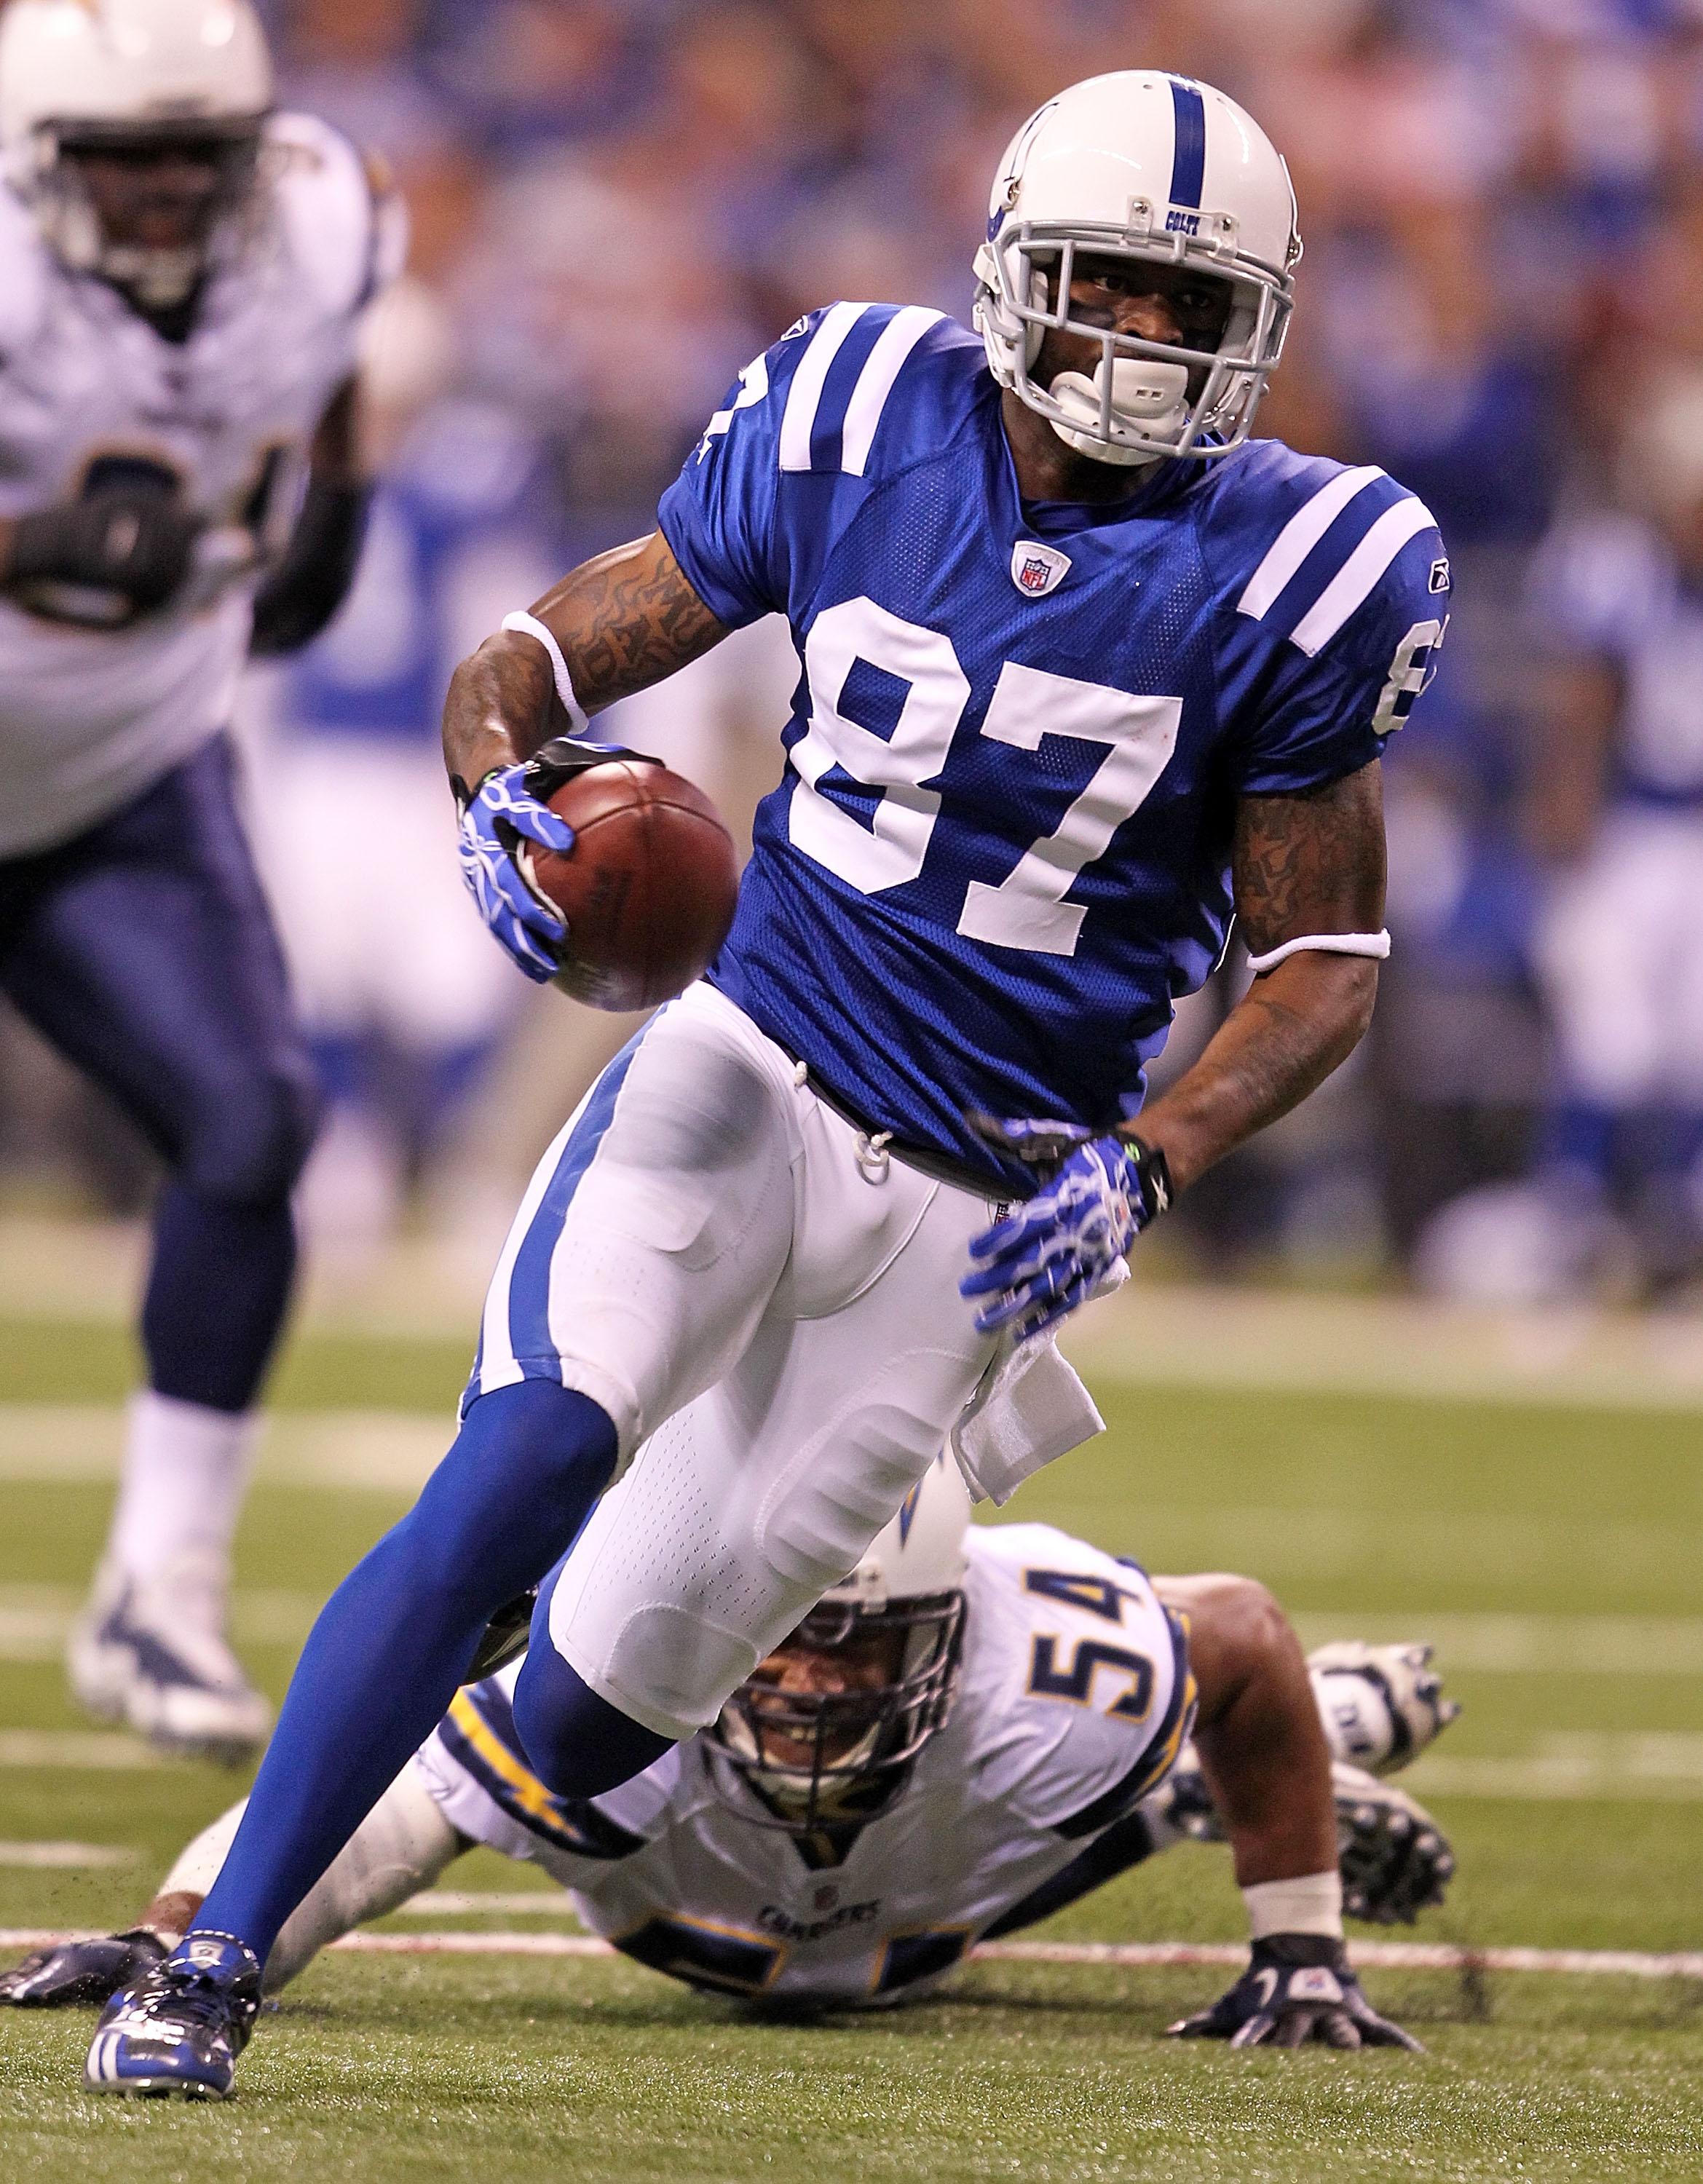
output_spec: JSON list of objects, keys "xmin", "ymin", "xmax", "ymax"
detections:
[{"xmin": 248, "ymin": 477, "xmax": 371, "ymax": 657}]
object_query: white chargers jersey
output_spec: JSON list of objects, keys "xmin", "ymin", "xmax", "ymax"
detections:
[
  {"xmin": 416, "ymin": 1523, "xmax": 1194, "ymax": 2008},
  {"xmin": 1529, "ymin": 510, "xmax": 1703, "ymax": 804},
  {"xmin": 0, "ymin": 111, "xmax": 395, "ymax": 857}
]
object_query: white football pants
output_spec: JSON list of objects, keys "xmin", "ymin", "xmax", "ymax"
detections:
[
  {"xmin": 1534, "ymin": 806, "xmax": 1703, "ymax": 1107},
  {"xmin": 465, "ymin": 981, "xmax": 1000, "ymax": 1741}
]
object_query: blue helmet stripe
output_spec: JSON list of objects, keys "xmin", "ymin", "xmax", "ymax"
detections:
[{"xmin": 1169, "ymin": 79, "xmax": 1206, "ymax": 209}]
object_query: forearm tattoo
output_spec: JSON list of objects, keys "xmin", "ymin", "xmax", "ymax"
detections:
[
  {"xmin": 443, "ymin": 532, "xmax": 727, "ymax": 787},
  {"xmin": 1133, "ymin": 762, "xmax": 1386, "ymax": 1189},
  {"xmin": 535, "ymin": 533, "xmax": 727, "ymax": 713}
]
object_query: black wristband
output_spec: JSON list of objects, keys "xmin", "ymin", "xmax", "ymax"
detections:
[
  {"xmin": 1254, "ymin": 1933, "xmax": 1350, "ymax": 1972},
  {"xmin": 1122, "ymin": 1133, "xmax": 1174, "ymax": 1223},
  {"xmin": 522, "ymin": 735, "xmax": 660, "ymax": 802}
]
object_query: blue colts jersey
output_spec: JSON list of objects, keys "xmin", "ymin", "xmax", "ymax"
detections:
[{"xmin": 657, "ymin": 304, "xmax": 1448, "ymax": 1190}]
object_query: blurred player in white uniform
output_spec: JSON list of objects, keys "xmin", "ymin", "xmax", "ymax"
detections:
[
  {"xmin": 12, "ymin": 1459, "xmax": 1454, "ymax": 2036},
  {"xmin": 1420, "ymin": 370, "xmax": 1703, "ymax": 1299},
  {"xmin": 0, "ymin": 0, "xmax": 398, "ymax": 1754},
  {"xmin": 245, "ymin": 276, "xmax": 562, "ymax": 1257}
]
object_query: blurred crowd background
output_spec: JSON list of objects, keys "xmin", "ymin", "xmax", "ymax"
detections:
[{"xmin": 5, "ymin": 0, "xmax": 1703, "ymax": 1307}]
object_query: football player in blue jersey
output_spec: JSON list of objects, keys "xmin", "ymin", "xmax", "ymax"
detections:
[{"xmin": 87, "ymin": 71, "xmax": 1450, "ymax": 2097}]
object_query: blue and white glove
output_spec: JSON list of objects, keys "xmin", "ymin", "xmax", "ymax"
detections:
[
  {"xmin": 1167, "ymin": 1934, "xmax": 1423, "ymax": 2051},
  {"xmin": 959, "ymin": 1115, "xmax": 1171, "ymax": 1340},
  {"xmin": 454, "ymin": 762, "xmax": 575, "ymax": 984}
]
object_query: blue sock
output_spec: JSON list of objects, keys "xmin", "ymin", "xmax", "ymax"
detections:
[
  {"xmin": 512, "ymin": 1560, "xmax": 674, "ymax": 1797},
  {"xmin": 192, "ymin": 1379, "xmax": 617, "ymax": 1961},
  {"xmin": 141, "ymin": 1186, "xmax": 297, "ymax": 1412}
]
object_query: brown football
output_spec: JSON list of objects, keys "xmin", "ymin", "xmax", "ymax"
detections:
[{"xmin": 520, "ymin": 759, "xmax": 740, "ymax": 1012}]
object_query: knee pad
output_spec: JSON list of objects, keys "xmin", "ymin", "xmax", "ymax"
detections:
[
  {"xmin": 178, "ymin": 1061, "xmax": 320, "ymax": 1206},
  {"xmin": 511, "ymin": 1642, "xmax": 673, "ymax": 1800}
]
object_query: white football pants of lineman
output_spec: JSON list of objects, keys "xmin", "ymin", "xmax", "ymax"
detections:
[
  {"xmin": 467, "ymin": 980, "xmax": 1000, "ymax": 1743},
  {"xmin": 1533, "ymin": 807, "xmax": 1703, "ymax": 1107}
]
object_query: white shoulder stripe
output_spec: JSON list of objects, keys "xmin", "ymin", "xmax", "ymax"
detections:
[
  {"xmin": 1236, "ymin": 465, "xmax": 1385, "ymax": 622},
  {"xmin": 1289, "ymin": 495, "xmax": 1438, "ymax": 656},
  {"xmin": 839, "ymin": 306, "xmax": 945, "ymax": 476},
  {"xmin": 778, "ymin": 303, "xmax": 867, "ymax": 472}
]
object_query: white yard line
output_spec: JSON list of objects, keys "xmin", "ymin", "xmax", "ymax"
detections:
[
  {"xmin": 0, "ymin": 1842, "xmax": 135, "ymax": 1867},
  {"xmin": 1058, "ymin": 1281, "xmax": 1703, "ymax": 1411},
  {"xmin": 0, "ymin": 1408, "xmax": 450, "ymax": 1494},
  {"xmin": 2, "ymin": 1214, "xmax": 1702, "ymax": 1407},
  {"xmin": 0, "ymin": 1584, "xmax": 322, "ymax": 1659},
  {"xmin": 400, "ymin": 1891, "xmax": 585, "ymax": 1917},
  {"xmin": 1407, "ymin": 1738, "xmax": 1703, "ymax": 1800},
  {"xmin": 1290, "ymin": 1613, "xmax": 1703, "ymax": 1674},
  {"xmin": 3, "ymin": 1929, "xmax": 1696, "ymax": 1979},
  {"xmin": 974, "ymin": 1939, "xmax": 1703, "ymax": 1979},
  {"xmin": 0, "ymin": 1732, "xmax": 167, "ymax": 1770}
]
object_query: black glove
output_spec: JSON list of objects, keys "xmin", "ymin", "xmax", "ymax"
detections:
[
  {"xmin": 8, "ymin": 489, "xmax": 199, "ymax": 621},
  {"xmin": 466, "ymin": 1588, "xmax": 537, "ymax": 1682},
  {"xmin": 1167, "ymin": 1934, "xmax": 1423, "ymax": 2051},
  {"xmin": 0, "ymin": 1929, "xmax": 165, "ymax": 2009}
]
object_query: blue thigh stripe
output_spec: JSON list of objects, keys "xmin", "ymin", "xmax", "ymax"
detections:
[
  {"xmin": 507, "ymin": 1021, "xmax": 651, "ymax": 1371},
  {"xmin": 1169, "ymin": 79, "xmax": 1206, "ymax": 209}
]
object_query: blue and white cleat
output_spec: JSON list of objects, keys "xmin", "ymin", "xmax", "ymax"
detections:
[
  {"xmin": 83, "ymin": 1932, "xmax": 261, "ymax": 2100},
  {"xmin": 68, "ymin": 1557, "xmax": 272, "ymax": 1763}
]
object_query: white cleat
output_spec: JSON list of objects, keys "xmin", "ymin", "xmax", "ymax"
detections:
[
  {"xmin": 1308, "ymin": 1640, "xmax": 1461, "ymax": 1774},
  {"xmin": 68, "ymin": 1558, "xmax": 272, "ymax": 1765}
]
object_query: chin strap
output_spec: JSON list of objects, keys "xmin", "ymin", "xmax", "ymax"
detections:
[{"xmin": 1047, "ymin": 356, "xmax": 1192, "ymax": 467}]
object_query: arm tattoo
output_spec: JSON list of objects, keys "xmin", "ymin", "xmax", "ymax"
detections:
[
  {"xmin": 532, "ymin": 532, "xmax": 727, "ymax": 713},
  {"xmin": 1231, "ymin": 760, "xmax": 1386, "ymax": 957},
  {"xmin": 443, "ymin": 531, "xmax": 727, "ymax": 787},
  {"xmin": 1129, "ymin": 761, "xmax": 1386, "ymax": 1191}
]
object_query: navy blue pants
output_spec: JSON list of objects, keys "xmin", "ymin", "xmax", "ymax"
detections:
[{"xmin": 0, "ymin": 736, "xmax": 318, "ymax": 1412}]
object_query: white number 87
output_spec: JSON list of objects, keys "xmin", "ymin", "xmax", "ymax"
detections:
[{"xmin": 788, "ymin": 597, "xmax": 1181, "ymax": 959}]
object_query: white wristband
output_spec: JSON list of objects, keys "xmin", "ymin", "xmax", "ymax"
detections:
[
  {"xmin": 1244, "ymin": 929, "xmax": 1391, "ymax": 976},
  {"xmin": 1241, "ymin": 1870, "xmax": 1343, "ymax": 1941},
  {"xmin": 499, "ymin": 611, "xmax": 590, "ymax": 737}
]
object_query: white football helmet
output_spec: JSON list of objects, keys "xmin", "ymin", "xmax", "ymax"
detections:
[
  {"xmin": 973, "ymin": 71, "xmax": 1300, "ymax": 467},
  {"xmin": 0, "ymin": 0, "xmax": 273, "ymax": 307},
  {"xmin": 708, "ymin": 1453, "xmax": 973, "ymax": 1832}
]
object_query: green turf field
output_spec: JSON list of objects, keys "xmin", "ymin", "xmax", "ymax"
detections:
[{"xmin": 0, "ymin": 1307, "xmax": 1699, "ymax": 2181}]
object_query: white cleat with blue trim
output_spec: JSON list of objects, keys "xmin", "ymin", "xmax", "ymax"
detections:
[
  {"xmin": 68, "ymin": 1556, "xmax": 272, "ymax": 1763},
  {"xmin": 83, "ymin": 1932, "xmax": 261, "ymax": 2100}
]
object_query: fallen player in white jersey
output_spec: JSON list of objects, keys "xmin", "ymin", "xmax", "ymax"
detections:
[{"xmin": 13, "ymin": 1460, "xmax": 1456, "ymax": 2045}]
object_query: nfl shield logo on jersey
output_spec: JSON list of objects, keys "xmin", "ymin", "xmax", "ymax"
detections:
[{"xmin": 1010, "ymin": 540, "xmax": 1070, "ymax": 598}]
